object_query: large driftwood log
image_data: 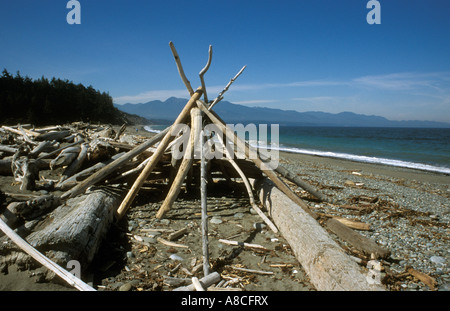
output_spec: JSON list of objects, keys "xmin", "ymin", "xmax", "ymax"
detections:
[
  {"xmin": 1, "ymin": 187, "xmax": 122, "ymax": 271},
  {"xmin": 253, "ymin": 178, "xmax": 385, "ymax": 291}
]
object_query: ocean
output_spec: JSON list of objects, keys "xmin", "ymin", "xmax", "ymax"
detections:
[{"xmin": 144, "ymin": 125, "xmax": 450, "ymax": 175}]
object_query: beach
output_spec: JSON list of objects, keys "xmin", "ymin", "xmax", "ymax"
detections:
[{"xmin": 0, "ymin": 125, "xmax": 448, "ymax": 291}]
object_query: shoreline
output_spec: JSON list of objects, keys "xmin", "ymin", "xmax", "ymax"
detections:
[
  {"xmin": 138, "ymin": 124, "xmax": 450, "ymax": 181},
  {"xmin": 278, "ymin": 150, "xmax": 450, "ymax": 185}
]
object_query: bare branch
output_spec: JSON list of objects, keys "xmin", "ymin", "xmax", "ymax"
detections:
[
  {"xmin": 209, "ymin": 65, "xmax": 247, "ymax": 110},
  {"xmin": 199, "ymin": 45, "xmax": 213, "ymax": 104},
  {"xmin": 169, "ymin": 41, "xmax": 194, "ymax": 96}
]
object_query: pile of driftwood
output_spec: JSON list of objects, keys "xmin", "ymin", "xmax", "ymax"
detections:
[{"xmin": 0, "ymin": 43, "xmax": 391, "ymax": 291}]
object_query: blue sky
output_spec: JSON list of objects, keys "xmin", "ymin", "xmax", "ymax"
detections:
[{"xmin": 1, "ymin": 0, "xmax": 449, "ymax": 122}]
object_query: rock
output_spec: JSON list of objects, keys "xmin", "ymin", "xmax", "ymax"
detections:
[
  {"xmin": 430, "ymin": 256, "xmax": 445, "ymax": 265},
  {"xmin": 210, "ymin": 216, "xmax": 223, "ymax": 224},
  {"xmin": 344, "ymin": 180, "xmax": 356, "ymax": 186},
  {"xmin": 119, "ymin": 282, "xmax": 133, "ymax": 291},
  {"xmin": 169, "ymin": 254, "xmax": 184, "ymax": 261},
  {"xmin": 234, "ymin": 212, "xmax": 245, "ymax": 219}
]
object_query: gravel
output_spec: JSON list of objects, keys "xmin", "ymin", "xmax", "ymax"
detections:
[{"xmin": 280, "ymin": 152, "xmax": 449, "ymax": 291}]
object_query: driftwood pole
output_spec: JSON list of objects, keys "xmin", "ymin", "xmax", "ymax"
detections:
[
  {"xmin": 200, "ymin": 127, "xmax": 210, "ymax": 276},
  {"xmin": 117, "ymin": 89, "xmax": 203, "ymax": 220},
  {"xmin": 155, "ymin": 107, "xmax": 202, "ymax": 219}
]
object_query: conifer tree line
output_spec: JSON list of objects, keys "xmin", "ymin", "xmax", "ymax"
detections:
[{"xmin": 0, "ymin": 69, "xmax": 124, "ymax": 125}]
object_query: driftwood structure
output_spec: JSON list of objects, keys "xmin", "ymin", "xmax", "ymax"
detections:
[{"xmin": 0, "ymin": 42, "xmax": 392, "ymax": 291}]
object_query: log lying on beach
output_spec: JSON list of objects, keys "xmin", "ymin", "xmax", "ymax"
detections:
[
  {"xmin": 253, "ymin": 178, "xmax": 385, "ymax": 291},
  {"xmin": 1, "ymin": 187, "xmax": 123, "ymax": 271}
]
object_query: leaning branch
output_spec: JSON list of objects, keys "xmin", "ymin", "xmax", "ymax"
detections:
[
  {"xmin": 209, "ymin": 65, "xmax": 247, "ymax": 110},
  {"xmin": 169, "ymin": 41, "xmax": 194, "ymax": 96}
]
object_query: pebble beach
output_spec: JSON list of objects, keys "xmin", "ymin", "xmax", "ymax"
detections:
[{"xmin": 279, "ymin": 151, "xmax": 449, "ymax": 291}]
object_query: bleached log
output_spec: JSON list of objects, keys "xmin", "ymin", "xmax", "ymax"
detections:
[
  {"xmin": 273, "ymin": 164, "xmax": 331, "ymax": 203},
  {"xmin": 22, "ymin": 188, "xmax": 122, "ymax": 269},
  {"xmin": 155, "ymin": 108, "xmax": 202, "ymax": 219},
  {"xmin": 50, "ymin": 146, "xmax": 80, "ymax": 170},
  {"xmin": 59, "ymin": 143, "xmax": 88, "ymax": 181},
  {"xmin": 253, "ymin": 178, "xmax": 385, "ymax": 291},
  {"xmin": 0, "ymin": 144, "xmax": 18, "ymax": 154}
]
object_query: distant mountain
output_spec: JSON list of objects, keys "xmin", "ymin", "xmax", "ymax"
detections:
[{"xmin": 115, "ymin": 97, "xmax": 450, "ymax": 128}]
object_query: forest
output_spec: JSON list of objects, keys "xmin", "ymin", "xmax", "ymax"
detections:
[{"xmin": 0, "ymin": 69, "xmax": 125, "ymax": 125}]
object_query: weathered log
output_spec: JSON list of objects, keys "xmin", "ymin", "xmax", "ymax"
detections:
[
  {"xmin": 273, "ymin": 164, "xmax": 332, "ymax": 203},
  {"xmin": 29, "ymin": 141, "xmax": 56, "ymax": 158},
  {"xmin": 0, "ymin": 144, "xmax": 18, "ymax": 154},
  {"xmin": 59, "ymin": 143, "xmax": 88, "ymax": 182},
  {"xmin": 21, "ymin": 187, "xmax": 123, "ymax": 269},
  {"xmin": 50, "ymin": 146, "xmax": 80, "ymax": 170},
  {"xmin": 36, "ymin": 130, "xmax": 71, "ymax": 142},
  {"xmin": 253, "ymin": 178, "xmax": 385, "ymax": 291},
  {"xmin": 326, "ymin": 218, "xmax": 390, "ymax": 259},
  {"xmin": 0, "ymin": 195, "xmax": 60, "ymax": 230}
]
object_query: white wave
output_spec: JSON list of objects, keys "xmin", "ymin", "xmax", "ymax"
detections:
[
  {"xmin": 144, "ymin": 125, "xmax": 162, "ymax": 134},
  {"xmin": 273, "ymin": 145, "xmax": 450, "ymax": 175}
]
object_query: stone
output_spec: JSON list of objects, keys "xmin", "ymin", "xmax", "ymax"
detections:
[
  {"xmin": 210, "ymin": 216, "xmax": 223, "ymax": 224},
  {"xmin": 430, "ymin": 256, "xmax": 445, "ymax": 265}
]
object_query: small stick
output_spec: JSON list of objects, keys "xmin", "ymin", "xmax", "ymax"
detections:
[
  {"xmin": 157, "ymin": 237, "xmax": 189, "ymax": 249},
  {"xmin": 218, "ymin": 239, "xmax": 270, "ymax": 252},
  {"xmin": 209, "ymin": 65, "xmax": 247, "ymax": 110},
  {"xmin": 230, "ymin": 266, "xmax": 274, "ymax": 275},
  {"xmin": 169, "ymin": 41, "xmax": 194, "ymax": 96},
  {"xmin": 168, "ymin": 227, "xmax": 188, "ymax": 241}
]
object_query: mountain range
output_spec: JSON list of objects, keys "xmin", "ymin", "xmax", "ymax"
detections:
[{"xmin": 115, "ymin": 97, "xmax": 450, "ymax": 128}]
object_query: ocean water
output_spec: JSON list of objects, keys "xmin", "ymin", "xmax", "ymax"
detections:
[{"xmin": 144, "ymin": 125, "xmax": 450, "ymax": 174}]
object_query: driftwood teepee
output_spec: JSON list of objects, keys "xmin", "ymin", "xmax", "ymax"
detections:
[{"xmin": 0, "ymin": 42, "xmax": 389, "ymax": 291}]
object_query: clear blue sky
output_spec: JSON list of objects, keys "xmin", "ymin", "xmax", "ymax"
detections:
[{"xmin": 1, "ymin": 0, "xmax": 449, "ymax": 122}]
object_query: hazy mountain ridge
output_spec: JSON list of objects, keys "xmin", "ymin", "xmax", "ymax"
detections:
[{"xmin": 115, "ymin": 97, "xmax": 450, "ymax": 128}]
